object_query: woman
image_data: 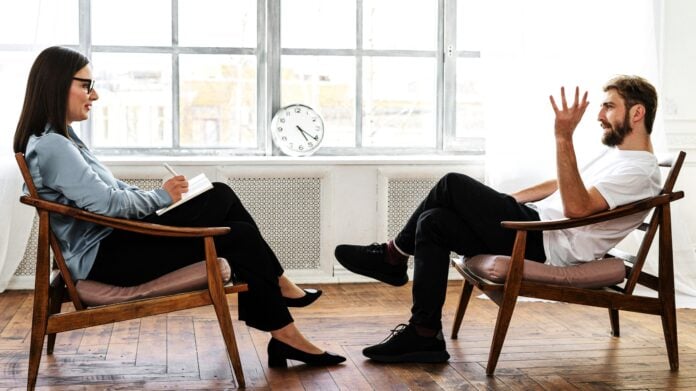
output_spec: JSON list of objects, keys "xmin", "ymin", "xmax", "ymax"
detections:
[{"xmin": 13, "ymin": 46, "xmax": 344, "ymax": 368}]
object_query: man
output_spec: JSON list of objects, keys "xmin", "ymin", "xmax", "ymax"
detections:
[{"xmin": 335, "ymin": 75, "xmax": 662, "ymax": 363}]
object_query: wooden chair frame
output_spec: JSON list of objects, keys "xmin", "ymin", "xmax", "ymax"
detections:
[
  {"xmin": 451, "ymin": 151, "xmax": 686, "ymax": 375},
  {"xmin": 15, "ymin": 153, "xmax": 249, "ymax": 390}
]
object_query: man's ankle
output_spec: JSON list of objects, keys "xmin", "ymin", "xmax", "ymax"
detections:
[
  {"xmin": 413, "ymin": 324, "xmax": 438, "ymax": 338},
  {"xmin": 386, "ymin": 240, "xmax": 408, "ymax": 266}
]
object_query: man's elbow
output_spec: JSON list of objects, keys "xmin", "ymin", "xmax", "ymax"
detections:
[
  {"xmin": 563, "ymin": 202, "xmax": 609, "ymax": 219},
  {"xmin": 563, "ymin": 205, "xmax": 595, "ymax": 219}
]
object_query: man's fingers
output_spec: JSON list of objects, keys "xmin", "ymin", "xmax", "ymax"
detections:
[
  {"xmin": 574, "ymin": 86, "xmax": 580, "ymax": 107},
  {"xmin": 550, "ymin": 95, "xmax": 559, "ymax": 113},
  {"xmin": 561, "ymin": 86, "xmax": 568, "ymax": 110}
]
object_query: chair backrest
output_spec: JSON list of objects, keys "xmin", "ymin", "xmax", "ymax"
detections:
[
  {"xmin": 15, "ymin": 153, "xmax": 85, "ymax": 310},
  {"xmin": 608, "ymin": 150, "xmax": 686, "ymax": 295}
]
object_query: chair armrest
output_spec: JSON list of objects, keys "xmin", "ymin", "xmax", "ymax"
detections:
[
  {"xmin": 502, "ymin": 192, "xmax": 683, "ymax": 231},
  {"xmin": 20, "ymin": 195, "xmax": 230, "ymax": 238}
]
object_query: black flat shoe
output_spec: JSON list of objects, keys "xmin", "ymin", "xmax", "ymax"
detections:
[
  {"xmin": 267, "ymin": 338, "xmax": 346, "ymax": 368},
  {"xmin": 283, "ymin": 288, "xmax": 322, "ymax": 307}
]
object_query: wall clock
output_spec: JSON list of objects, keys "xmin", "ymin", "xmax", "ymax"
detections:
[{"xmin": 270, "ymin": 104, "xmax": 325, "ymax": 157}]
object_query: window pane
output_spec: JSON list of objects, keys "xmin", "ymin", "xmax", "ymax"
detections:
[
  {"xmin": 457, "ymin": 0, "xmax": 485, "ymax": 50},
  {"xmin": 92, "ymin": 0, "xmax": 171, "ymax": 46},
  {"xmin": 0, "ymin": 0, "xmax": 77, "ymax": 45},
  {"xmin": 456, "ymin": 58, "xmax": 485, "ymax": 137},
  {"xmin": 91, "ymin": 53, "xmax": 172, "ymax": 148},
  {"xmin": 363, "ymin": 57, "xmax": 436, "ymax": 147},
  {"xmin": 363, "ymin": 0, "xmax": 436, "ymax": 50},
  {"xmin": 179, "ymin": 0, "xmax": 256, "ymax": 47},
  {"xmin": 281, "ymin": 0, "xmax": 356, "ymax": 49},
  {"xmin": 281, "ymin": 56, "xmax": 356, "ymax": 147},
  {"xmin": 180, "ymin": 55, "xmax": 257, "ymax": 148}
]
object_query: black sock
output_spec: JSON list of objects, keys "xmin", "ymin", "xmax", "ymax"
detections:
[{"xmin": 413, "ymin": 324, "xmax": 438, "ymax": 337}]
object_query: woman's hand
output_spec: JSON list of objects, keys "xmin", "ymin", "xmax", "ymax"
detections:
[{"xmin": 163, "ymin": 175, "xmax": 188, "ymax": 203}]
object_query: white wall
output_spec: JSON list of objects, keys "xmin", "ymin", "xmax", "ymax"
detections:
[{"xmin": 662, "ymin": 0, "xmax": 696, "ymax": 253}]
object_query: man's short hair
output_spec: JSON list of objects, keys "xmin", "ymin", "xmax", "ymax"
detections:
[{"xmin": 603, "ymin": 75, "xmax": 658, "ymax": 134}]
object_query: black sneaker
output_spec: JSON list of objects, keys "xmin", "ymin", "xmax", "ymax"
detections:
[
  {"xmin": 363, "ymin": 323, "xmax": 450, "ymax": 363},
  {"xmin": 334, "ymin": 243, "xmax": 408, "ymax": 286}
]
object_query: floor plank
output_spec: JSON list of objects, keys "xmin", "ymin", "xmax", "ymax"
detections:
[{"xmin": 1, "ymin": 282, "xmax": 695, "ymax": 390}]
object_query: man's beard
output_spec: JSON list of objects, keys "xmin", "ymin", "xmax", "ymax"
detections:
[{"xmin": 601, "ymin": 111, "xmax": 632, "ymax": 147}]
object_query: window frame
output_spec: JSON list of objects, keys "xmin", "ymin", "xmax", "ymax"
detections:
[{"xmin": 8, "ymin": 0, "xmax": 483, "ymax": 156}]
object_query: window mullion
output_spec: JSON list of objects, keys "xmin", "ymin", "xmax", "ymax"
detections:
[
  {"xmin": 267, "ymin": 0, "xmax": 281, "ymax": 156},
  {"xmin": 355, "ymin": 0, "xmax": 363, "ymax": 148},
  {"xmin": 171, "ymin": 0, "xmax": 180, "ymax": 149},
  {"xmin": 257, "ymin": 0, "xmax": 268, "ymax": 154},
  {"xmin": 79, "ymin": 0, "xmax": 92, "ymax": 147},
  {"xmin": 442, "ymin": 0, "xmax": 456, "ymax": 151}
]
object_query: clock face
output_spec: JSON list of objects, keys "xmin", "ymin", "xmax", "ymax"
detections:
[{"xmin": 271, "ymin": 104, "xmax": 325, "ymax": 156}]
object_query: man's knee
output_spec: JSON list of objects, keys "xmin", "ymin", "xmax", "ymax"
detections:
[
  {"xmin": 437, "ymin": 172, "xmax": 482, "ymax": 192},
  {"xmin": 416, "ymin": 208, "xmax": 457, "ymax": 242}
]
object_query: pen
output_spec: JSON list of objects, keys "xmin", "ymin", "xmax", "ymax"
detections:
[{"xmin": 163, "ymin": 163, "xmax": 178, "ymax": 177}]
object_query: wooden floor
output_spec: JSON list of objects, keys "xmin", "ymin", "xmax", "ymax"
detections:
[{"xmin": 1, "ymin": 282, "xmax": 696, "ymax": 390}]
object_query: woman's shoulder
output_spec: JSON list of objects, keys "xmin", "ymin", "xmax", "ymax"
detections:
[{"xmin": 30, "ymin": 131, "xmax": 75, "ymax": 154}]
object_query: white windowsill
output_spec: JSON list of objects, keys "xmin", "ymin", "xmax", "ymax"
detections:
[{"xmin": 99, "ymin": 154, "xmax": 485, "ymax": 166}]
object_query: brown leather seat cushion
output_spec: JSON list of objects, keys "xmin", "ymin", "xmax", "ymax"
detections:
[
  {"xmin": 464, "ymin": 255, "xmax": 626, "ymax": 289},
  {"xmin": 76, "ymin": 258, "xmax": 231, "ymax": 307}
]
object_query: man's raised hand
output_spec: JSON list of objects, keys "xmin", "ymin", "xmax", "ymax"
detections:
[{"xmin": 550, "ymin": 86, "xmax": 589, "ymax": 142}]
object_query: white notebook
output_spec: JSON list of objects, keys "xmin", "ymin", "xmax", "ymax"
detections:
[{"xmin": 156, "ymin": 173, "xmax": 214, "ymax": 216}]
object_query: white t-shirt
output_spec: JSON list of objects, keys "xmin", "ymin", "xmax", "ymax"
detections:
[{"xmin": 531, "ymin": 148, "xmax": 661, "ymax": 266}]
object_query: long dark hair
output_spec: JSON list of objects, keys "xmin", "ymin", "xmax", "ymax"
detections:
[{"xmin": 13, "ymin": 46, "xmax": 90, "ymax": 153}]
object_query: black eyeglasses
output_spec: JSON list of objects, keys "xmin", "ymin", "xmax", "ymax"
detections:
[{"xmin": 73, "ymin": 77, "xmax": 95, "ymax": 94}]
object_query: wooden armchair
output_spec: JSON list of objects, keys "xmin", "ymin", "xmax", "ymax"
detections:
[
  {"xmin": 15, "ymin": 153, "xmax": 249, "ymax": 390},
  {"xmin": 450, "ymin": 151, "xmax": 686, "ymax": 375}
]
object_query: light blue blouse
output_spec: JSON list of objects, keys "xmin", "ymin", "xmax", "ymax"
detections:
[{"xmin": 24, "ymin": 126, "xmax": 172, "ymax": 280}]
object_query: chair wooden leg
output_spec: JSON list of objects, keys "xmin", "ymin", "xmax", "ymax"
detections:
[
  {"xmin": 29, "ymin": 213, "xmax": 52, "ymax": 391},
  {"xmin": 46, "ymin": 283, "xmax": 65, "ymax": 354},
  {"xmin": 28, "ymin": 291, "xmax": 49, "ymax": 391},
  {"xmin": 204, "ymin": 239, "xmax": 245, "ymax": 388},
  {"xmin": 657, "ymin": 205, "xmax": 679, "ymax": 371},
  {"xmin": 451, "ymin": 280, "xmax": 474, "ymax": 339},
  {"xmin": 609, "ymin": 308, "xmax": 620, "ymax": 337},
  {"xmin": 486, "ymin": 230, "xmax": 526, "ymax": 376},
  {"xmin": 210, "ymin": 292, "xmax": 245, "ymax": 387},
  {"xmin": 661, "ymin": 302, "xmax": 679, "ymax": 371},
  {"xmin": 486, "ymin": 294, "xmax": 518, "ymax": 376}
]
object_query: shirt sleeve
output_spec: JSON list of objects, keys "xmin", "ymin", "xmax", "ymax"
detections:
[
  {"xmin": 592, "ymin": 165, "xmax": 658, "ymax": 209},
  {"xmin": 116, "ymin": 179, "xmax": 138, "ymax": 191},
  {"xmin": 35, "ymin": 134, "xmax": 172, "ymax": 219}
]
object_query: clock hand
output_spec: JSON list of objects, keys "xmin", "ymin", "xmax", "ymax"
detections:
[
  {"xmin": 295, "ymin": 125, "xmax": 309, "ymax": 141},
  {"xmin": 296, "ymin": 126, "xmax": 319, "ymax": 141}
]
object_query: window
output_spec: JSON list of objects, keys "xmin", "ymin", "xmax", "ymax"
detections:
[{"xmin": 1, "ymin": 0, "xmax": 482, "ymax": 156}]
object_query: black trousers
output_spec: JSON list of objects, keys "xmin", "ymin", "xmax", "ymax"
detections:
[
  {"xmin": 393, "ymin": 173, "xmax": 546, "ymax": 330},
  {"xmin": 88, "ymin": 182, "xmax": 293, "ymax": 332}
]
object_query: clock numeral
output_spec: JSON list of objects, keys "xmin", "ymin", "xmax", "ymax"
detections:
[
  {"xmin": 285, "ymin": 111, "xmax": 290, "ymax": 116},
  {"xmin": 308, "ymin": 142, "xmax": 314, "ymax": 147},
  {"xmin": 279, "ymin": 118, "xmax": 285, "ymax": 123},
  {"xmin": 294, "ymin": 107, "xmax": 301, "ymax": 114},
  {"xmin": 299, "ymin": 145, "xmax": 304, "ymax": 151},
  {"xmin": 277, "ymin": 127, "xmax": 283, "ymax": 132},
  {"xmin": 281, "ymin": 136, "xmax": 287, "ymax": 141}
]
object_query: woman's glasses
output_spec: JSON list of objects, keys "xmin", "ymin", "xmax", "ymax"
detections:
[{"xmin": 73, "ymin": 77, "xmax": 95, "ymax": 94}]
